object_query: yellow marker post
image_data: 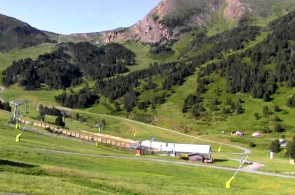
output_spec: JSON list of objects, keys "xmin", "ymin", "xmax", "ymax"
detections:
[
  {"xmin": 226, "ymin": 177, "xmax": 234, "ymax": 189},
  {"xmin": 15, "ymin": 124, "xmax": 27, "ymax": 143},
  {"xmin": 218, "ymin": 146, "xmax": 221, "ymax": 152},
  {"xmin": 96, "ymin": 142, "xmax": 99, "ymax": 147},
  {"xmin": 15, "ymin": 133, "xmax": 21, "ymax": 142},
  {"xmin": 133, "ymin": 132, "xmax": 136, "ymax": 138},
  {"xmin": 225, "ymin": 155, "xmax": 248, "ymax": 189}
]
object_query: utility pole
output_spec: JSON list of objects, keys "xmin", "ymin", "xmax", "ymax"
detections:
[
  {"xmin": 24, "ymin": 100, "xmax": 28, "ymax": 114},
  {"xmin": 61, "ymin": 111, "xmax": 66, "ymax": 123}
]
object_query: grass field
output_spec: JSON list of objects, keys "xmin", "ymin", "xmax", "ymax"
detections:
[{"xmin": 1, "ymin": 110, "xmax": 295, "ymax": 195}]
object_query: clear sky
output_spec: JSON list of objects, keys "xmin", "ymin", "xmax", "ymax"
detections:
[{"xmin": 0, "ymin": 0, "xmax": 162, "ymax": 35}]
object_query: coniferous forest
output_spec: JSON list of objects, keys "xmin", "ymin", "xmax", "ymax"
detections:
[{"xmin": 2, "ymin": 10, "xmax": 295, "ymax": 114}]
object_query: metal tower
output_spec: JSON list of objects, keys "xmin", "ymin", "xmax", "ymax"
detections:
[
  {"xmin": 10, "ymin": 100, "xmax": 21, "ymax": 122},
  {"xmin": 96, "ymin": 122, "xmax": 104, "ymax": 134},
  {"xmin": 61, "ymin": 111, "xmax": 66, "ymax": 123}
]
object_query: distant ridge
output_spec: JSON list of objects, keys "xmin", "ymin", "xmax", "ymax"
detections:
[{"xmin": 0, "ymin": 14, "xmax": 55, "ymax": 51}]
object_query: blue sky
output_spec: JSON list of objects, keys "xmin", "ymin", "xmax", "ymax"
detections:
[{"xmin": 0, "ymin": 0, "xmax": 161, "ymax": 34}]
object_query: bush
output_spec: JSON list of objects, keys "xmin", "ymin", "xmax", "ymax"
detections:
[
  {"xmin": 263, "ymin": 127, "xmax": 272, "ymax": 134},
  {"xmin": 286, "ymin": 139, "xmax": 295, "ymax": 158},
  {"xmin": 254, "ymin": 112, "xmax": 259, "ymax": 120},
  {"xmin": 274, "ymin": 116, "xmax": 281, "ymax": 122},
  {"xmin": 275, "ymin": 123, "xmax": 284, "ymax": 133},
  {"xmin": 249, "ymin": 142, "xmax": 256, "ymax": 147},
  {"xmin": 274, "ymin": 105, "xmax": 280, "ymax": 112}
]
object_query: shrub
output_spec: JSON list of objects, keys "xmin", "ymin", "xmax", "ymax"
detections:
[
  {"xmin": 275, "ymin": 123, "xmax": 284, "ymax": 133},
  {"xmin": 249, "ymin": 142, "xmax": 256, "ymax": 147}
]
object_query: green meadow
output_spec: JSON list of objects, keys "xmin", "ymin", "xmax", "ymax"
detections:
[{"xmin": 1, "ymin": 110, "xmax": 295, "ymax": 195}]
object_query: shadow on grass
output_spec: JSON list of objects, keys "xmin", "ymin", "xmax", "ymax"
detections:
[
  {"xmin": 0, "ymin": 159, "xmax": 37, "ymax": 168},
  {"xmin": 213, "ymin": 159, "xmax": 228, "ymax": 162}
]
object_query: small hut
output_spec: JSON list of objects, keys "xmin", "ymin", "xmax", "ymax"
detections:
[{"xmin": 188, "ymin": 153, "xmax": 205, "ymax": 162}]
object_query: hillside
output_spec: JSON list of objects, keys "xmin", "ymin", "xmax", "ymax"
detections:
[
  {"xmin": 0, "ymin": 14, "xmax": 55, "ymax": 52},
  {"xmin": 70, "ymin": 0, "xmax": 295, "ymax": 44},
  {"xmin": 2, "ymin": 2, "xmax": 295, "ymax": 194},
  {"xmin": 1, "ymin": 2, "xmax": 295, "ymax": 150}
]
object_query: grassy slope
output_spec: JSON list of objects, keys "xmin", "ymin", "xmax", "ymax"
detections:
[
  {"xmin": 0, "ymin": 43, "xmax": 57, "ymax": 80},
  {"xmin": 1, "ymin": 110, "xmax": 295, "ymax": 195},
  {"xmin": 243, "ymin": 0, "xmax": 295, "ymax": 27}
]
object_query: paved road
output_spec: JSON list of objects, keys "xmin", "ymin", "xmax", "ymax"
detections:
[{"xmin": 35, "ymin": 148, "xmax": 295, "ymax": 179}]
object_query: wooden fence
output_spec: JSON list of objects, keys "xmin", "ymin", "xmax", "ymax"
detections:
[{"xmin": 18, "ymin": 118, "xmax": 131, "ymax": 148}]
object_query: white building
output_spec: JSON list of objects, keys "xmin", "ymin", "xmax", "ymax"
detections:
[{"xmin": 140, "ymin": 140, "xmax": 211, "ymax": 157}]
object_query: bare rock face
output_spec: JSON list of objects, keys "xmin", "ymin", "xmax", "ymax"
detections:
[
  {"xmin": 224, "ymin": 0, "xmax": 247, "ymax": 20},
  {"xmin": 101, "ymin": 0, "xmax": 172, "ymax": 43},
  {"xmin": 93, "ymin": 0, "xmax": 293, "ymax": 44},
  {"xmin": 100, "ymin": 0, "xmax": 221, "ymax": 43}
]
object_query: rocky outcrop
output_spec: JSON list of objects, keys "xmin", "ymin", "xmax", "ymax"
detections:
[
  {"xmin": 75, "ymin": 0, "xmax": 294, "ymax": 44},
  {"xmin": 224, "ymin": 0, "xmax": 248, "ymax": 20}
]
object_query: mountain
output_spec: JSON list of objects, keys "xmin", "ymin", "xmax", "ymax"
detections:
[
  {"xmin": 0, "ymin": 14, "xmax": 55, "ymax": 52},
  {"xmin": 1, "ymin": 0, "xmax": 295, "ymax": 140},
  {"xmin": 71, "ymin": 0, "xmax": 295, "ymax": 44}
]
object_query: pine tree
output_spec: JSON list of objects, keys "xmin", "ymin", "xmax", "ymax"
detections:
[
  {"xmin": 102, "ymin": 119, "xmax": 106, "ymax": 126},
  {"xmin": 55, "ymin": 116, "xmax": 65, "ymax": 127},
  {"xmin": 263, "ymin": 92, "xmax": 270, "ymax": 102},
  {"xmin": 262, "ymin": 106, "xmax": 270, "ymax": 116},
  {"xmin": 275, "ymin": 123, "xmax": 284, "ymax": 132},
  {"xmin": 286, "ymin": 139, "xmax": 295, "ymax": 158},
  {"xmin": 274, "ymin": 105, "xmax": 280, "ymax": 112},
  {"xmin": 269, "ymin": 139, "xmax": 280, "ymax": 153}
]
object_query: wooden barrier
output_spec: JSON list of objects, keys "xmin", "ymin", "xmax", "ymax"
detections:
[{"xmin": 16, "ymin": 119, "xmax": 132, "ymax": 148}]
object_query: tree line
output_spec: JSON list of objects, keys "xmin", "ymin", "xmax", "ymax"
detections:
[
  {"xmin": 55, "ymin": 87, "xmax": 99, "ymax": 109},
  {"xmin": 0, "ymin": 101, "xmax": 12, "ymax": 112},
  {"xmin": 2, "ymin": 42, "xmax": 136, "ymax": 89}
]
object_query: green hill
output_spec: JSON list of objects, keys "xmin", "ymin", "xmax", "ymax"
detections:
[
  {"xmin": 2, "ymin": 4, "xmax": 295, "ymax": 193},
  {"xmin": 0, "ymin": 14, "xmax": 56, "ymax": 52},
  {"xmin": 1, "ymin": 10, "xmax": 295, "ymax": 146}
]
